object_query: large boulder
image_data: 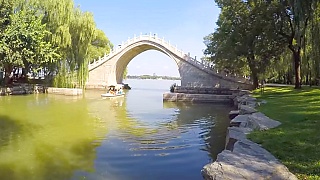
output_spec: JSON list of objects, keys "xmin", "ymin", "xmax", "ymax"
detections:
[
  {"xmin": 248, "ymin": 112, "xmax": 282, "ymax": 130},
  {"xmin": 239, "ymin": 104, "xmax": 257, "ymax": 115},
  {"xmin": 227, "ymin": 127, "xmax": 252, "ymax": 141},
  {"xmin": 202, "ymin": 140, "xmax": 298, "ymax": 180},
  {"xmin": 230, "ymin": 114, "xmax": 250, "ymax": 127},
  {"xmin": 202, "ymin": 96, "xmax": 295, "ymax": 180}
]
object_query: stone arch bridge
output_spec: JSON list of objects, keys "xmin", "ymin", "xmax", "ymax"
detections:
[{"xmin": 86, "ymin": 33, "xmax": 253, "ymax": 90}]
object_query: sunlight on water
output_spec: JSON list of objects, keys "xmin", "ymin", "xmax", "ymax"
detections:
[{"xmin": 0, "ymin": 79, "xmax": 234, "ymax": 180}]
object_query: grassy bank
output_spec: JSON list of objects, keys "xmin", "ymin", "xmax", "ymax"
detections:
[{"xmin": 249, "ymin": 87, "xmax": 320, "ymax": 179}]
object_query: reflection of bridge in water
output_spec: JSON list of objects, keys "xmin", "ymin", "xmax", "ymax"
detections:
[
  {"xmin": 86, "ymin": 92, "xmax": 233, "ymax": 160},
  {"xmin": 87, "ymin": 33, "xmax": 253, "ymax": 90}
]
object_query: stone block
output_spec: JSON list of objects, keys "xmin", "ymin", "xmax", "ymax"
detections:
[
  {"xmin": 228, "ymin": 110, "xmax": 239, "ymax": 120},
  {"xmin": 47, "ymin": 87, "xmax": 83, "ymax": 96},
  {"xmin": 239, "ymin": 104, "xmax": 257, "ymax": 115},
  {"xmin": 248, "ymin": 112, "xmax": 281, "ymax": 130},
  {"xmin": 202, "ymin": 141, "xmax": 298, "ymax": 180},
  {"xmin": 230, "ymin": 114, "xmax": 250, "ymax": 127}
]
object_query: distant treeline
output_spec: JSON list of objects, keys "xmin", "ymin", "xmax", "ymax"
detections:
[{"xmin": 127, "ymin": 75, "xmax": 181, "ymax": 80}]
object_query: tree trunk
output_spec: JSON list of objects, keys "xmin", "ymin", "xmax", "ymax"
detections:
[
  {"xmin": 252, "ymin": 70, "xmax": 259, "ymax": 89},
  {"xmin": 247, "ymin": 55, "xmax": 259, "ymax": 89},
  {"xmin": 4, "ymin": 64, "xmax": 13, "ymax": 86},
  {"xmin": 309, "ymin": 70, "xmax": 312, "ymax": 87},
  {"xmin": 293, "ymin": 50, "xmax": 301, "ymax": 89}
]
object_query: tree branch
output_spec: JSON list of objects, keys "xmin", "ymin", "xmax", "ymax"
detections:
[{"xmin": 284, "ymin": 9, "xmax": 295, "ymax": 37}]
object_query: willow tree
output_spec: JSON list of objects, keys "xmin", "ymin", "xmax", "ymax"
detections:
[
  {"xmin": 310, "ymin": 2, "xmax": 320, "ymax": 84},
  {"xmin": 69, "ymin": 8, "xmax": 96, "ymax": 88},
  {"xmin": 34, "ymin": 0, "xmax": 74, "ymax": 85},
  {"xmin": 34, "ymin": 0, "xmax": 98, "ymax": 88},
  {"xmin": 0, "ymin": 0, "xmax": 111, "ymax": 88},
  {"xmin": 87, "ymin": 29, "xmax": 113, "ymax": 63},
  {"xmin": 33, "ymin": 0, "xmax": 74, "ymax": 49},
  {"xmin": 275, "ymin": 0, "xmax": 315, "ymax": 88}
]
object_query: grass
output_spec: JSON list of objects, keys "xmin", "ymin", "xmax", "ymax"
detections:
[{"xmin": 248, "ymin": 86, "xmax": 320, "ymax": 180}]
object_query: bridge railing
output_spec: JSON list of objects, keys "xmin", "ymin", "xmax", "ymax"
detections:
[
  {"xmin": 88, "ymin": 33, "xmax": 250, "ymax": 83},
  {"xmin": 89, "ymin": 33, "xmax": 186, "ymax": 69}
]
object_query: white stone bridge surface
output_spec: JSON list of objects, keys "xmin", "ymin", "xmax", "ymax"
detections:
[{"xmin": 87, "ymin": 33, "xmax": 253, "ymax": 90}]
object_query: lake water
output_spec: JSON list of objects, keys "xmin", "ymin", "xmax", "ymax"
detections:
[{"xmin": 0, "ymin": 79, "xmax": 234, "ymax": 180}]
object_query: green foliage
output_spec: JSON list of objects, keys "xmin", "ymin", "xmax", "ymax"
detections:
[
  {"xmin": 205, "ymin": 0, "xmax": 287, "ymax": 88},
  {"xmin": 0, "ymin": 0, "xmax": 14, "ymax": 32},
  {"xmin": 69, "ymin": 9, "xmax": 96, "ymax": 88},
  {"xmin": 0, "ymin": 7, "xmax": 59, "ymax": 83},
  {"xmin": 0, "ymin": 0, "xmax": 113, "ymax": 88},
  {"xmin": 206, "ymin": 0, "xmax": 320, "ymax": 88},
  {"xmin": 250, "ymin": 87, "xmax": 320, "ymax": 179},
  {"xmin": 87, "ymin": 29, "xmax": 113, "ymax": 63},
  {"xmin": 276, "ymin": 0, "xmax": 315, "ymax": 88}
]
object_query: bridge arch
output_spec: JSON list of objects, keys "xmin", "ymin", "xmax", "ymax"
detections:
[
  {"xmin": 115, "ymin": 41, "xmax": 181, "ymax": 84},
  {"xmin": 87, "ymin": 34, "xmax": 253, "ymax": 90}
]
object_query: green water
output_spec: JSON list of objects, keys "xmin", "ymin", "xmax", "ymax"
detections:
[{"xmin": 0, "ymin": 79, "xmax": 234, "ymax": 180}]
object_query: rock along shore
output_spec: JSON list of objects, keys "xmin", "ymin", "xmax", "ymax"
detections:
[
  {"xmin": 0, "ymin": 85, "xmax": 82, "ymax": 96},
  {"xmin": 201, "ymin": 92, "xmax": 297, "ymax": 180},
  {"xmin": 0, "ymin": 84, "xmax": 45, "ymax": 96}
]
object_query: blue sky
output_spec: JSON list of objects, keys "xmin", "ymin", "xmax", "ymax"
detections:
[{"xmin": 73, "ymin": 0, "xmax": 220, "ymax": 77}]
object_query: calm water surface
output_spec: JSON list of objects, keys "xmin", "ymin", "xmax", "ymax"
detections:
[{"xmin": 0, "ymin": 79, "xmax": 234, "ymax": 180}]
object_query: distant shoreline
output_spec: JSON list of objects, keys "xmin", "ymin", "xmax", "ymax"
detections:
[{"xmin": 126, "ymin": 75, "xmax": 181, "ymax": 80}]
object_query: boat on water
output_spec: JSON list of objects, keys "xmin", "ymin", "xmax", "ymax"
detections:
[
  {"xmin": 101, "ymin": 92, "xmax": 125, "ymax": 97},
  {"xmin": 101, "ymin": 85, "xmax": 125, "ymax": 98}
]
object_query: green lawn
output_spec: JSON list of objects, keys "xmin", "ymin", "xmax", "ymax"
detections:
[{"xmin": 249, "ymin": 87, "xmax": 320, "ymax": 180}]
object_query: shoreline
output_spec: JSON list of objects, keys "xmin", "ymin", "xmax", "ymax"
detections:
[
  {"xmin": 0, "ymin": 85, "xmax": 83, "ymax": 96},
  {"xmin": 0, "ymin": 84, "xmax": 45, "ymax": 96},
  {"xmin": 201, "ymin": 92, "xmax": 297, "ymax": 179}
]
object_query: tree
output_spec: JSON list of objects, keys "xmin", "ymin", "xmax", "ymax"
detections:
[
  {"xmin": 309, "ymin": 2, "xmax": 320, "ymax": 85},
  {"xmin": 0, "ymin": 0, "xmax": 113, "ymax": 88},
  {"xmin": 0, "ymin": 0, "xmax": 14, "ymax": 32},
  {"xmin": 205, "ymin": 0, "xmax": 286, "ymax": 88},
  {"xmin": 0, "ymin": 8, "xmax": 59, "ymax": 85},
  {"xmin": 0, "ymin": 0, "xmax": 18, "ymax": 74},
  {"xmin": 36, "ymin": 0, "xmax": 106, "ymax": 88},
  {"xmin": 35, "ymin": 0, "xmax": 74, "ymax": 84},
  {"xmin": 87, "ymin": 29, "xmax": 113, "ymax": 63},
  {"xmin": 275, "ymin": 0, "xmax": 315, "ymax": 88},
  {"xmin": 69, "ymin": 8, "xmax": 96, "ymax": 88}
]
